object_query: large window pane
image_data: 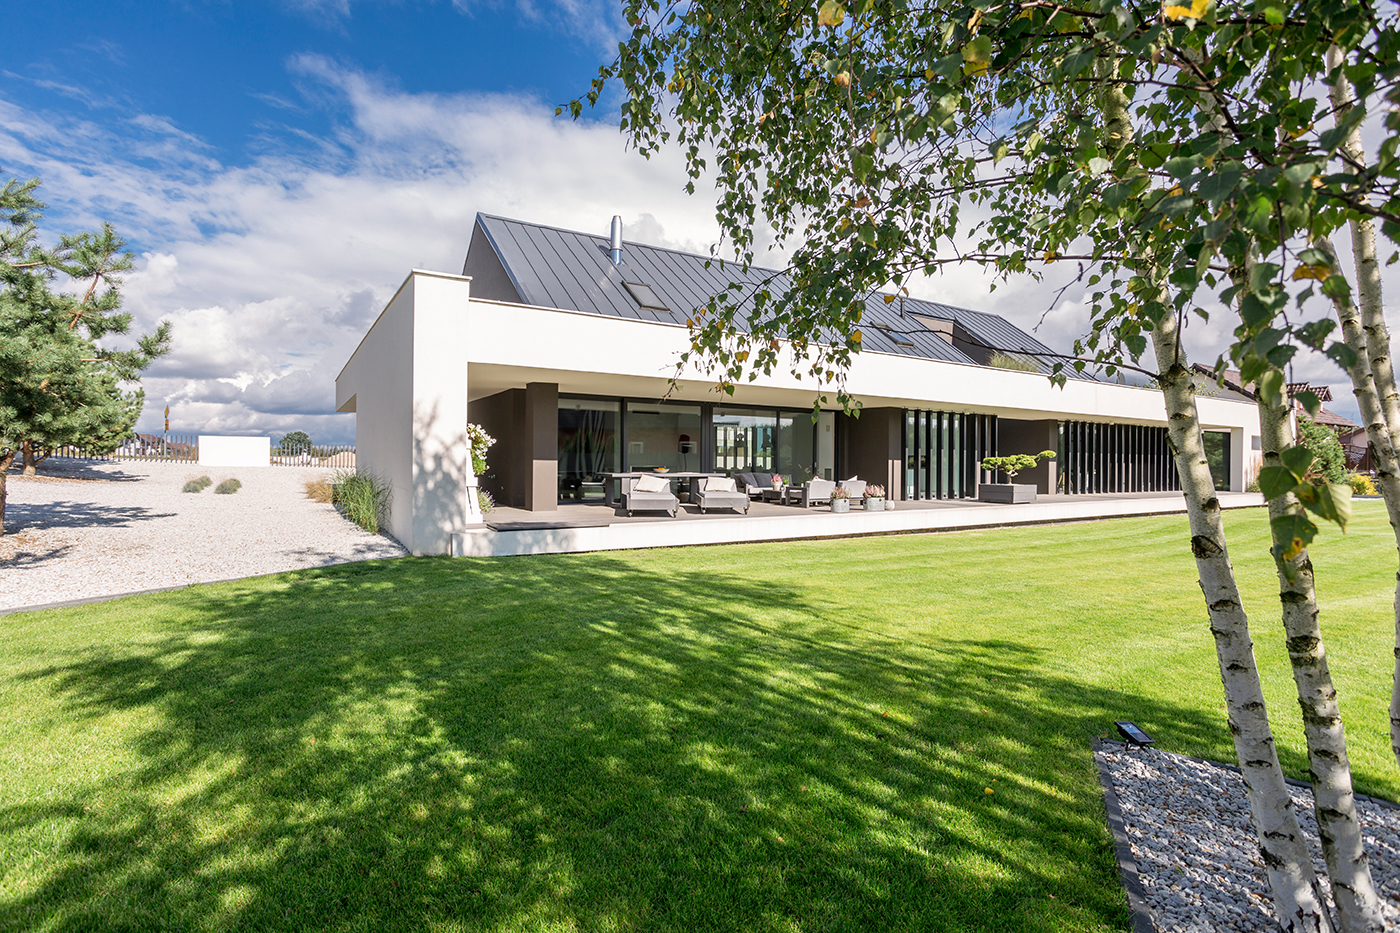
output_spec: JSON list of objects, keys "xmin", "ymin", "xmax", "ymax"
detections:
[
  {"xmin": 1203, "ymin": 431, "xmax": 1230, "ymax": 491},
  {"xmin": 558, "ymin": 398, "xmax": 619, "ymax": 501},
  {"xmin": 712, "ymin": 407, "xmax": 777, "ymax": 475},
  {"xmin": 626, "ymin": 403, "xmax": 702, "ymax": 473},
  {"xmin": 778, "ymin": 413, "xmax": 816, "ymax": 482}
]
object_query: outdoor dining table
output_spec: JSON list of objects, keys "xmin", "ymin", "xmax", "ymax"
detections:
[{"xmin": 599, "ymin": 472, "xmax": 725, "ymax": 507}]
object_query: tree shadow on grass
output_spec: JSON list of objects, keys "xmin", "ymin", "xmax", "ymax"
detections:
[{"xmin": 0, "ymin": 556, "xmax": 1233, "ymax": 933}]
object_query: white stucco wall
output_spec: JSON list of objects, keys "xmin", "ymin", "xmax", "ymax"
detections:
[
  {"xmin": 336, "ymin": 271, "xmax": 471, "ymax": 555},
  {"xmin": 198, "ymin": 436, "xmax": 270, "ymax": 467}
]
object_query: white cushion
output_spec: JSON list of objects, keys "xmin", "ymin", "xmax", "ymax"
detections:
[
  {"xmin": 634, "ymin": 473, "xmax": 670, "ymax": 494},
  {"xmin": 707, "ymin": 476, "xmax": 736, "ymax": 493}
]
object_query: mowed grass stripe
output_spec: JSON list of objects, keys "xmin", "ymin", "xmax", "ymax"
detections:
[{"xmin": 0, "ymin": 503, "xmax": 1394, "ymax": 932}]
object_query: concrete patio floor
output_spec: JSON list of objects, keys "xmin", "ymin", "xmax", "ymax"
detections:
[{"xmin": 457, "ymin": 490, "xmax": 1265, "ymax": 557}]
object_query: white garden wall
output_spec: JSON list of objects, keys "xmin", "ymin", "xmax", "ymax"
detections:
[{"xmin": 198, "ymin": 436, "xmax": 271, "ymax": 467}]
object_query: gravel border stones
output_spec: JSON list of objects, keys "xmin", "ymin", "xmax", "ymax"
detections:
[
  {"xmin": 1, "ymin": 458, "xmax": 407, "ymax": 612},
  {"xmin": 1096, "ymin": 741, "xmax": 1400, "ymax": 931}
]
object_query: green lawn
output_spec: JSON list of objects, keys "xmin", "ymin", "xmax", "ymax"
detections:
[{"xmin": 1, "ymin": 504, "xmax": 1397, "ymax": 933}]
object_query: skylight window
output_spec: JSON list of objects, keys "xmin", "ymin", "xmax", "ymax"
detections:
[{"xmin": 623, "ymin": 281, "xmax": 669, "ymax": 311}]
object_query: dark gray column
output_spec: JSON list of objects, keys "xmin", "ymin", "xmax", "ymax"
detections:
[{"xmin": 524, "ymin": 382, "xmax": 558, "ymax": 511}]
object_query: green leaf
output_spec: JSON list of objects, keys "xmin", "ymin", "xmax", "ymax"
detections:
[
  {"xmin": 1295, "ymin": 482, "xmax": 1352, "ymax": 530},
  {"xmin": 1263, "ymin": 5, "xmax": 1285, "ymax": 24},
  {"xmin": 1087, "ymin": 157, "xmax": 1110, "ymax": 177},
  {"xmin": 1280, "ymin": 444, "xmax": 1313, "ymax": 478},
  {"xmin": 1257, "ymin": 465, "xmax": 1300, "ymax": 500},
  {"xmin": 1257, "ymin": 369, "xmax": 1286, "ymax": 409},
  {"xmin": 1293, "ymin": 389, "xmax": 1321, "ymax": 417},
  {"xmin": 1271, "ymin": 511, "xmax": 1318, "ymax": 564},
  {"xmin": 817, "ymin": 1, "xmax": 846, "ymax": 26}
]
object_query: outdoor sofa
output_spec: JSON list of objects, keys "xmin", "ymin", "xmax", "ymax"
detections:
[
  {"xmin": 694, "ymin": 476, "xmax": 750, "ymax": 514},
  {"xmin": 622, "ymin": 473, "xmax": 680, "ymax": 517},
  {"xmin": 796, "ymin": 477, "xmax": 867, "ymax": 508}
]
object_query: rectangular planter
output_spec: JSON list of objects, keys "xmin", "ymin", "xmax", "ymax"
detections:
[{"xmin": 978, "ymin": 483, "xmax": 1037, "ymax": 504}]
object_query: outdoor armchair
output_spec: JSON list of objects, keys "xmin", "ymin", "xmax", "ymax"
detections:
[
  {"xmin": 838, "ymin": 478, "xmax": 867, "ymax": 499},
  {"xmin": 622, "ymin": 474, "xmax": 680, "ymax": 517},
  {"xmin": 694, "ymin": 476, "xmax": 750, "ymax": 514},
  {"xmin": 799, "ymin": 478, "xmax": 837, "ymax": 508}
]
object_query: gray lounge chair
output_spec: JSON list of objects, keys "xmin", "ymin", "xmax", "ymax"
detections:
[
  {"xmin": 695, "ymin": 476, "xmax": 750, "ymax": 514},
  {"xmin": 799, "ymin": 478, "xmax": 837, "ymax": 508},
  {"xmin": 622, "ymin": 475, "xmax": 680, "ymax": 517}
]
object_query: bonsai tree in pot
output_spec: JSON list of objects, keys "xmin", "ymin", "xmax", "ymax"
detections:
[{"xmin": 979, "ymin": 450, "xmax": 1056, "ymax": 504}]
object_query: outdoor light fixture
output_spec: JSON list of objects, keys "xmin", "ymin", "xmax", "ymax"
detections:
[{"xmin": 1114, "ymin": 721, "xmax": 1155, "ymax": 747}]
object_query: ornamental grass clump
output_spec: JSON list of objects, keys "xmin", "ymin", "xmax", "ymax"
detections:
[
  {"xmin": 304, "ymin": 476, "xmax": 334, "ymax": 503},
  {"xmin": 182, "ymin": 476, "xmax": 212, "ymax": 493},
  {"xmin": 214, "ymin": 478, "xmax": 241, "ymax": 495},
  {"xmin": 331, "ymin": 469, "xmax": 391, "ymax": 534}
]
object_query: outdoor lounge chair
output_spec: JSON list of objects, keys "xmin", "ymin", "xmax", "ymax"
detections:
[
  {"xmin": 694, "ymin": 476, "xmax": 750, "ymax": 514},
  {"xmin": 798, "ymin": 477, "xmax": 837, "ymax": 508},
  {"xmin": 839, "ymin": 478, "xmax": 867, "ymax": 499},
  {"xmin": 622, "ymin": 473, "xmax": 680, "ymax": 517}
]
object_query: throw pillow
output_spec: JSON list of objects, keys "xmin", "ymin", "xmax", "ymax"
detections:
[
  {"xmin": 634, "ymin": 473, "xmax": 670, "ymax": 494},
  {"xmin": 708, "ymin": 476, "xmax": 736, "ymax": 493}
]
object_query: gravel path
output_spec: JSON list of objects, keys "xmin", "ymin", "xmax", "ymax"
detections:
[
  {"xmin": 0, "ymin": 458, "xmax": 407, "ymax": 611},
  {"xmin": 1098, "ymin": 743, "xmax": 1400, "ymax": 931}
]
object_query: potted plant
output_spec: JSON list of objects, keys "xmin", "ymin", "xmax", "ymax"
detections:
[
  {"xmin": 829, "ymin": 486, "xmax": 852, "ymax": 513},
  {"xmin": 465, "ymin": 423, "xmax": 497, "ymax": 518},
  {"xmin": 978, "ymin": 450, "xmax": 1056, "ymax": 503},
  {"xmin": 863, "ymin": 484, "xmax": 886, "ymax": 511}
]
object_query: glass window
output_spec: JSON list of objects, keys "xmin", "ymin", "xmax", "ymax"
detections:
[
  {"xmin": 777, "ymin": 412, "xmax": 816, "ymax": 482},
  {"xmin": 559, "ymin": 398, "xmax": 620, "ymax": 502},
  {"xmin": 626, "ymin": 403, "xmax": 702, "ymax": 473},
  {"xmin": 712, "ymin": 407, "xmax": 776, "ymax": 475},
  {"xmin": 1203, "ymin": 431, "xmax": 1231, "ymax": 491}
]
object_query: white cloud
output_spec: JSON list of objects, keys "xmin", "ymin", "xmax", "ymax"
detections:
[{"xmin": 0, "ymin": 57, "xmax": 726, "ymax": 444}]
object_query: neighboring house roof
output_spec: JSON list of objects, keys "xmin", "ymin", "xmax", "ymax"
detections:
[
  {"xmin": 463, "ymin": 213, "xmax": 1071, "ymax": 374},
  {"xmin": 1310, "ymin": 407, "xmax": 1359, "ymax": 430}
]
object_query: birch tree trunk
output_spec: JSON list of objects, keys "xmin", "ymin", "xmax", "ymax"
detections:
[
  {"xmin": 1151, "ymin": 312, "xmax": 1335, "ymax": 932},
  {"xmin": 1326, "ymin": 45, "xmax": 1400, "ymax": 772},
  {"xmin": 1257, "ymin": 385, "xmax": 1384, "ymax": 931}
]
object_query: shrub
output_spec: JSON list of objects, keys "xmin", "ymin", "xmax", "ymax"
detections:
[
  {"xmin": 988, "ymin": 352, "xmax": 1039, "ymax": 372},
  {"xmin": 1349, "ymin": 473, "xmax": 1378, "ymax": 496},
  {"xmin": 304, "ymin": 477, "xmax": 334, "ymax": 503},
  {"xmin": 214, "ymin": 478, "xmax": 242, "ymax": 495},
  {"xmin": 1297, "ymin": 417, "xmax": 1347, "ymax": 484},
  {"xmin": 182, "ymin": 476, "xmax": 212, "ymax": 493},
  {"xmin": 477, "ymin": 489, "xmax": 495, "ymax": 514},
  {"xmin": 331, "ymin": 469, "xmax": 392, "ymax": 534}
]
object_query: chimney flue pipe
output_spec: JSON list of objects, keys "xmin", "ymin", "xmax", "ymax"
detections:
[{"xmin": 610, "ymin": 215, "xmax": 623, "ymax": 265}]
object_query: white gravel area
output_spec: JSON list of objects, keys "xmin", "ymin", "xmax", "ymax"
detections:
[
  {"xmin": 0, "ymin": 458, "xmax": 407, "ymax": 611},
  {"xmin": 1098, "ymin": 743, "xmax": 1400, "ymax": 931}
]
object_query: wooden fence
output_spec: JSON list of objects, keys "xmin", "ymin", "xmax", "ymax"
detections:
[{"xmin": 42, "ymin": 436, "xmax": 356, "ymax": 468}]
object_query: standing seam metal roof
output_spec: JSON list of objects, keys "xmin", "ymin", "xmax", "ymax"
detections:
[{"xmin": 471, "ymin": 213, "xmax": 1070, "ymax": 371}]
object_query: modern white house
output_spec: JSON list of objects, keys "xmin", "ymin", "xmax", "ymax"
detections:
[{"xmin": 336, "ymin": 213, "xmax": 1262, "ymax": 555}]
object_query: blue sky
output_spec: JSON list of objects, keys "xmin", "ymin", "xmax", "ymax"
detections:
[{"xmin": 0, "ymin": 0, "xmax": 1378, "ymax": 442}]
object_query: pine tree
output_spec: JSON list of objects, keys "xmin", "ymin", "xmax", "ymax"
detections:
[{"xmin": 0, "ymin": 177, "xmax": 171, "ymax": 534}]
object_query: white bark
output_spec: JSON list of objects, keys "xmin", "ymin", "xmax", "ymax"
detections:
[
  {"xmin": 1151, "ymin": 314, "xmax": 1335, "ymax": 931},
  {"xmin": 1326, "ymin": 46, "xmax": 1400, "ymax": 772},
  {"xmin": 1258, "ymin": 387, "xmax": 1384, "ymax": 931}
]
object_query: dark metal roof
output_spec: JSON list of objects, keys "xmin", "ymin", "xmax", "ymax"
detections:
[{"xmin": 469, "ymin": 213, "xmax": 1071, "ymax": 371}]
